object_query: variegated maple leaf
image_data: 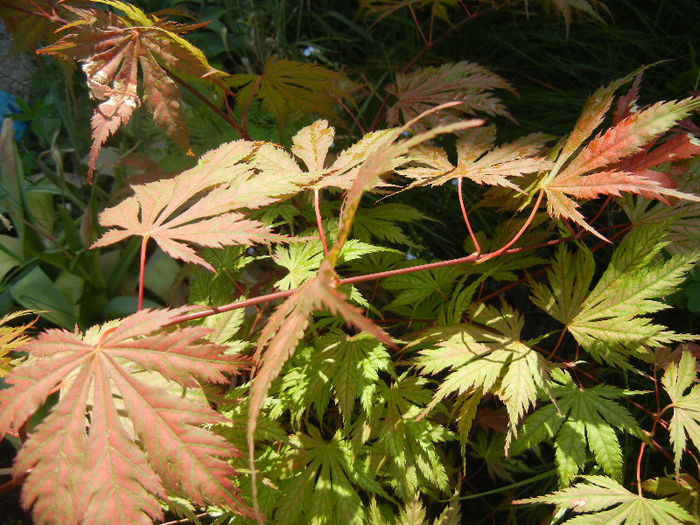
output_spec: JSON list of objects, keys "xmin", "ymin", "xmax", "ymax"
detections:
[
  {"xmin": 39, "ymin": 0, "xmax": 225, "ymax": 181},
  {"xmin": 226, "ymin": 56, "xmax": 353, "ymax": 125},
  {"xmin": 252, "ymin": 119, "xmax": 397, "ymax": 192},
  {"xmin": 537, "ymin": 75, "xmax": 700, "ymax": 238},
  {"xmin": 385, "ymin": 61, "xmax": 515, "ymax": 131},
  {"xmin": 92, "ymin": 140, "xmax": 300, "ymax": 271},
  {"xmin": 400, "ymin": 124, "xmax": 553, "ymax": 191},
  {"xmin": 0, "ymin": 307, "xmax": 254, "ymax": 525}
]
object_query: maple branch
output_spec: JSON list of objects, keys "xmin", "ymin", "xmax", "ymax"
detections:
[
  {"xmin": 166, "ymin": 69, "xmax": 249, "ymax": 139},
  {"xmin": 477, "ymin": 190, "xmax": 543, "ymax": 263},
  {"xmin": 314, "ymin": 189, "xmax": 329, "ymax": 256},
  {"xmin": 589, "ymin": 195, "xmax": 613, "ymax": 225},
  {"xmin": 336, "ymin": 97, "xmax": 366, "ymax": 134},
  {"xmin": 458, "ymin": 178, "xmax": 481, "ymax": 254},
  {"xmin": 168, "ymin": 218, "xmax": 634, "ymax": 327},
  {"xmin": 137, "ymin": 236, "xmax": 148, "ymax": 311},
  {"xmin": 241, "ymin": 73, "xmax": 265, "ymax": 132},
  {"xmin": 408, "ymin": 5, "xmax": 429, "ymax": 47}
]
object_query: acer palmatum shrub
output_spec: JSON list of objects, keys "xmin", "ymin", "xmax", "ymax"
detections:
[{"xmin": 0, "ymin": 1, "xmax": 699, "ymax": 524}]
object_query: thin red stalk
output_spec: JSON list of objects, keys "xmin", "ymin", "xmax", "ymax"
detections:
[
  {"xmin": 477, "ymin": 222, "xmax": 631, "ymax": 303},
  {"xmin": 241, "ymin": 73, "xmax": 265, "ymax": 131},
  {"xmin": 477, "ymin": 191, "xmax": 543, "ymax": 263},
  {"xmin": 547, "ymin": 328, "xmax": 567, "ymax": 359},
  {"xmin": 168, "ymin": 217, "xmax": 635, "ymax": 327},
  {"xmin": 166, "ymin": 69, "xmax": 248, "ymax": 139},
  {"xmin": 458, "ymin": 178, "xmax": 480, "ymax": 254},
  {"xmin": 314, "ymin": 189, "xmax": 329, "ymax": 256},
  {"xmin": 137, "ymin": 237, "xmax": 148, "ymax": 311},
  {"xmin": 408, "ymin": 4, "xmax": 429, "ymax": 47},
  {"xmin": 337, "ymin": 97, "xmax": 365, "ymax": 134},
  {"xmin": 0, "ymin": 472, "xmax": 27, "ymax": 496},
  {"xmin": 590, "ymin": 195, "xmax": 612, "ymax": 225}
]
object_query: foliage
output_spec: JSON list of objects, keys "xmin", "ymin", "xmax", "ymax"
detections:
[{"xmin": 0, "ymin": 1, "xmax": 699, "ymax": 524}]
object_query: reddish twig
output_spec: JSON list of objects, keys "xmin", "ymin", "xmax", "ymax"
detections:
[
  {"xmin": 241, "ymin": 73, "xmax": 265, "ymax": 131},
  {"xmin": 458, "ymin": 178, "xmax": 481, "ymax": 254},
  {"xmin": 314, "ymin": 189, "xmax": 329, "ymax": 256},
  {"xmin": 477, "ymin": 190, "xmax": 543, "ymax": 263},
  {"xmin": 166, "ymin": 69, "xmax": 248, "ymax": 139},
  {"xmin": 137, "ymin": 237, "xmax": 148, "ymax": 311}
]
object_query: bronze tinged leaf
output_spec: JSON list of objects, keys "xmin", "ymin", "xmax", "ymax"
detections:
[
  {"xmin": 39, "ymin": 2, "xmax": 225, "ymax": 182},
  {"xmin": 0, "ymin": 308, "xmax": 254, "ymax": 524}
]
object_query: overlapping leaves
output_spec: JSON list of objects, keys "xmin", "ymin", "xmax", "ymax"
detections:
[
  {"xmin": 92, "ymin": 140, "xmax": 300, "ymax": 271},
  {"xmin": 226, "ymin": 57, "xmax": 353, "ymax": 126},
  {"xmin": 531, "ymin": 223, "xmax": 697, "ymax": 367},
  {"xmin": 537, "ymin": 75, "xmax": 700, "ymax": 238},
  {"xmin": 415, "ymin": 302, "xmax": 550, "ymax": 449},
  {"xmin": 385, "ymin": 61, "xmax": 515, "ymax": 130},
  {"xmin": 0, "ymin": 308, "xmax": 253, "ymax": 524}
]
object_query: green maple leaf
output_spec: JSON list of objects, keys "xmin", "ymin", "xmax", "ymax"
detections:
[
  {"xmin": 531, "ymin": 223, "xmax": 698, "ymax": 367},
  {"xmin": 515, "ymin": 475, "xmax": 694, "ymax": 524},
  {"xmin": 415, "ymin": 302, "xmax": 550, "ymax": 449},
  {"xmin": 662, "ymin": 350, "xmax": 700, "ymax": 472},
  {"xmin": 511, "ymin": 369, "xmax": 640, "ymax": 486},
  {"xmin": 227, "ymin": 57, "xmax": 353, "ymax": 125},
  {"xmin": 274, "ymin": 426, "xmax": 381, "ymax": 525},
  {"xmin": 364, "ymin": 373, "xmax": 451, "ymax": 501}
]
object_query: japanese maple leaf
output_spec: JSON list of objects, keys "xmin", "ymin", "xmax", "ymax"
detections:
[
  {"xmin": 400, "ymin": 124, "xmax": 553, "ymax": 192},
  {"xmin": 92, "ymin": 140, "xmax": 297, "ymax": 271},
  {"xmin": 662, "ymin": 350, "xmax": 700, "ymax": 472},
  {"xmin": 415, "ymin": 302, "xmax": 550, "ymax": 449},
  {"xmin": 0, "ymin": 307, "xmax": 254, "ymax": 525},
  {"xmin": 384, "ymin": 61, "xmax": 515, "ymax": 131},
  {"xmin": 537, "ymin": 75, "xmax": 700, "ymax": 238},
  {"xmin": 39, "ymin": 1, "xmax": 225, "ymax": 181},
  {"xmin": 252, "ymin": 119, "xmax": 397, "ymax": 192},
  {"xmin": 226, "ymin": 56, "xmax": 353, "ymax": 126},
  {"xmin": 515, "ymin": 475, "xmax": 694, "ymax": 524}
]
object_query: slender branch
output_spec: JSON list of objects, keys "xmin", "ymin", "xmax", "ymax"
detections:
[
  {"xmin": 166, "ymin": 69, "xmax": 248, "ymax": 139},
  {"xmin": 168, "ymin": 216, "xmax": 636, "ymax": 327},
  {"xmin": 336, "ymin": 97, "xmax": 366, "ymax": 134},
  {"xmin": 477, "ymin": 190, "xmax": 543, "ymax": 263},
  {"xmin": 477, "ymin": 222, "xmax": 631, "ymax": 304},
  {"xmin": 458, "ymin": 178, "xmax": 480, "ymax": 254},
  {"xmin": 314, "ymin": 189, "xmax": 329, "ymax": 256},
  {"xmin": 590, "ymin": 195, "xmax": 612, "ymax": 225},
  {"xmin": 408, "ymin": 4, "xmax": 429, "ymax": 47},
  {"xmin": 241, "ymin": 73, "xmax": 265, "ymax": 131},
  {"xmin": 137, "ymin": 237, "xmax": 148, "ymax": 311}
]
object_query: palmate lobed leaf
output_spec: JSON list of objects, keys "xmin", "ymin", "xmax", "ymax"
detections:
[
  {"xmin": 662, "ymin": 351, "xmax": 700, "ymax": 472},
  {"xmin": 511, "ymin": 369, "xmax": 641, "ymax": 486},
  {"xmin": 385, "ymin": 61, "xmax": 515, "ymax": 131},
  {"xmin": 92, "ymin": 140, "xmax": 302, "ymax": 271},
  {"xmin": 515, "ymin": 475, "xmax": 695, "ymax": 524},
  {"xmin": 39, "ymin": 1, "xmax": 225, "ymax": 181},
  {"xmin": 0, "ymin": 307, "xmax": 254, "ymax": 524},
  {"xmin": 531, "ymin": 223, "xmax": 698, "ymax": 367},
  {"xmin": 414, "ymin": 302, "xmax": 550, "ymax": 450},
  {"xmin": 400, "ymin": 124, "xmax": 553, "ymax": 192},
  {"xmin": 538, "ymin": 77, "xmax": 700, "ymax": 238},
  {"xmin": 226, "ymin": 57, "xmax": 353, "ymax": 126}
]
